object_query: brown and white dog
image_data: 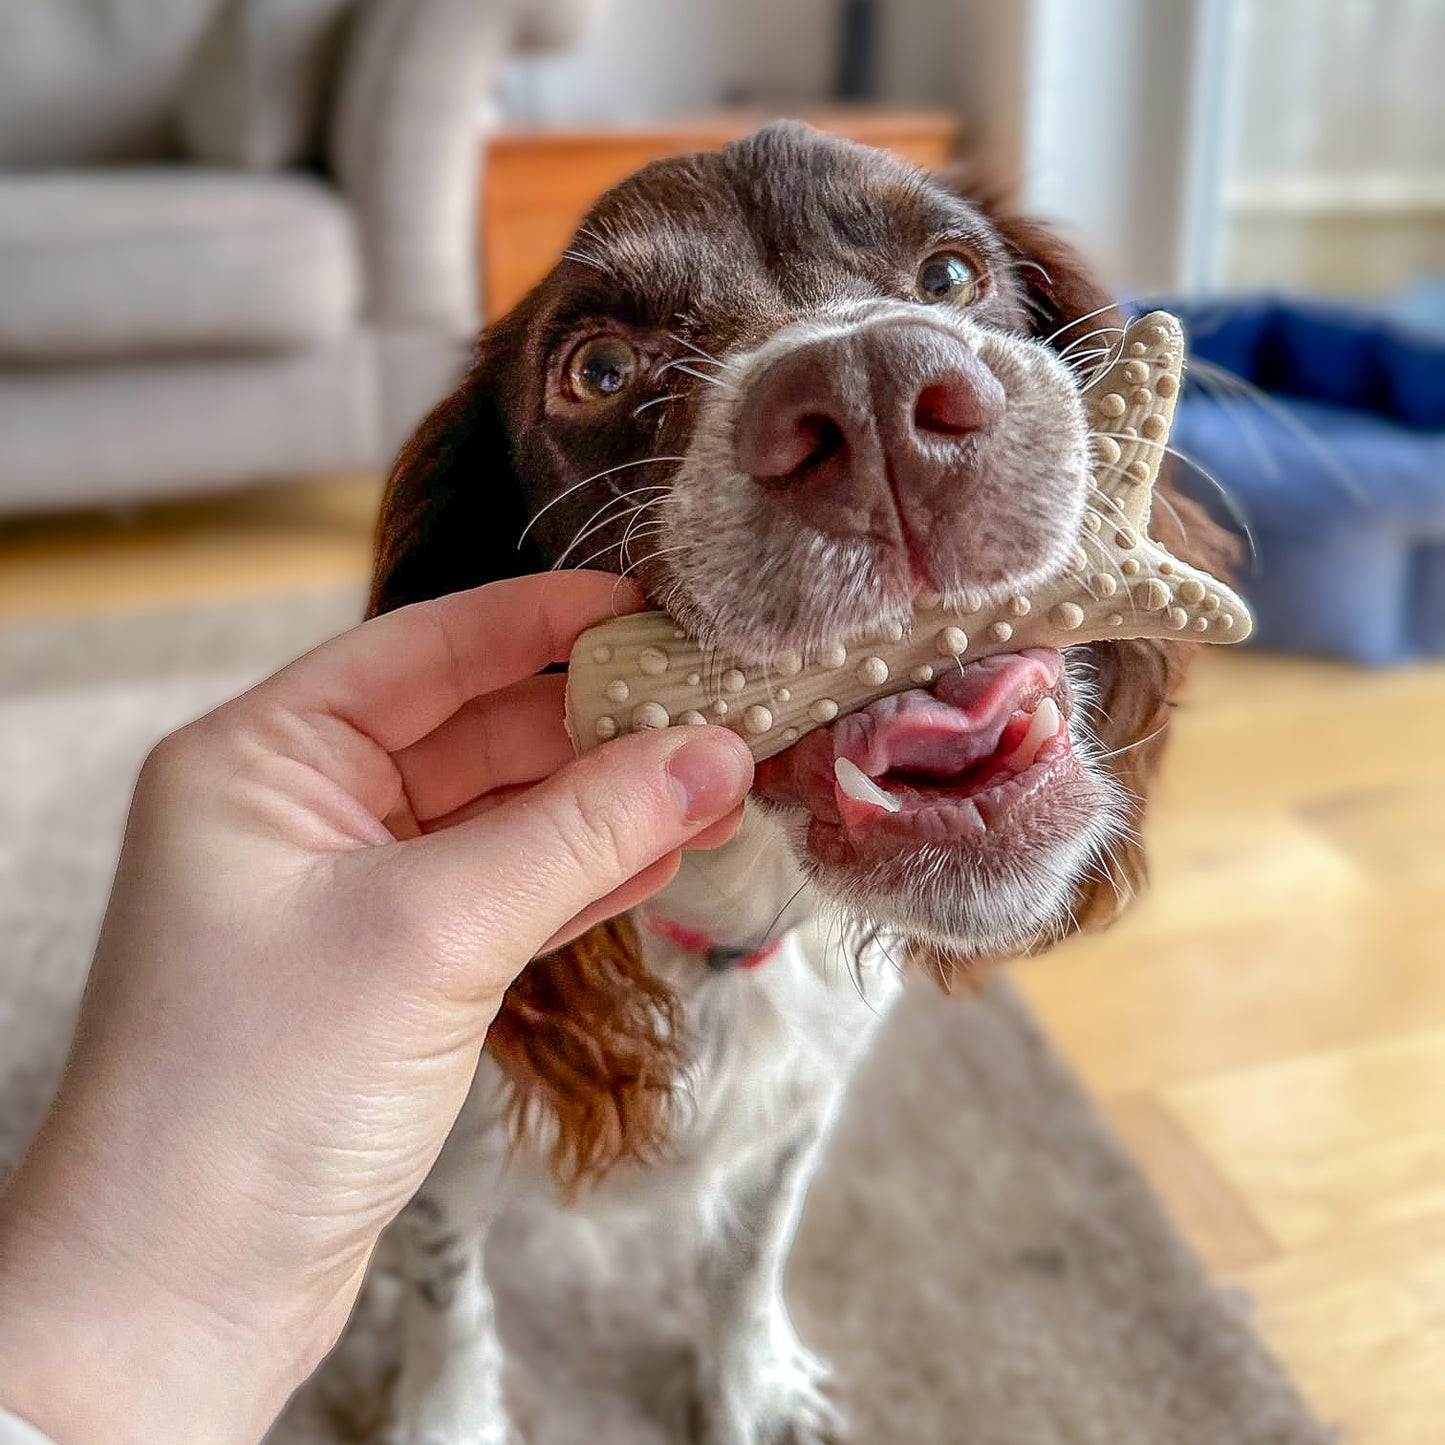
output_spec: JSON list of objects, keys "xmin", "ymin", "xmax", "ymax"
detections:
[{"xmin": 363, "ymin": 122, "xmax": 1232, "ymax": 1444}]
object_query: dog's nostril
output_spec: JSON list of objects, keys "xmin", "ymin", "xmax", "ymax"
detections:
[
  {"xmin": 740, "ymin": 405, "xmax": 847, "ymax": 482},
  {"xmin": 913, "ymin": 375, "xmax": 997, "ymax": 438},
  {"xmin": 791, "ymin": 413, "xmax": 846, "ymax": 475}
]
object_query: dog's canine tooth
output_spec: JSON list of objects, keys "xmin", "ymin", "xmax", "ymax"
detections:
[
  {"xmin": 565, "ymin": 312, "xmax": 1253, "ymax": 764},
  {"xmin": 834, "ymin": 757, "xmax": 902, "ymax": 812},
  {"xmin": 1002, "ymin": 696, "xmax": 1062, "ymax": 773}
]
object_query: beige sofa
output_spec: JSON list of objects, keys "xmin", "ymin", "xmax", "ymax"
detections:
[{"xmin": 0, "ymin": 0, "xmax": 600, "ymax": 516}]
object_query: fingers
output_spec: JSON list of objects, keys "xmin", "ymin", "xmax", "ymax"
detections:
[
  {"xmin": 395, "ymin": 726, "xmax": 754, "ymax": 969},
  {"xmin": 263, "ymin": 572, "xmax": 645, "ymax": 754},
  {"xmin": 532, "ymin": 802, "xmax": 748, "ymax": 951},
  {"xmin": 425, "ymin": 787, "xmax": 746, "ymax": 843},
  {"xmin": 538, "ymin": 852, "xmax": 684, "ymax": 953},
  {"xmin": 683, "ymin": 804, "xmax": 747, "ymax": 852},
  {"xmin": 392, "ymin": 673, "xmax": 571, "ymax": 825}
]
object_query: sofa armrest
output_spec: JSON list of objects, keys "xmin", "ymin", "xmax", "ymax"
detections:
[{"xmin": 329, "ymin": 0, "xmax": 511, "ymax": 336}]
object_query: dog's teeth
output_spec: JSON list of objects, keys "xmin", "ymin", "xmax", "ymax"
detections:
[
  {"xmin": 834, "ymin": 757, "xmax": 901, "ymax": 813},
  {"xmin": 1003, "ymin": 696, "xmax": 1062, "ymax": 772},
  {"xmin": 1033, "ymin": 694, "xmax": 1063, "ymax": 740}
]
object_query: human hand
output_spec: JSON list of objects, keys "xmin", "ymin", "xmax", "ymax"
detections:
[{"xmin": 0, "ymin": 573, "xmax": 753, "ymax": 1445}]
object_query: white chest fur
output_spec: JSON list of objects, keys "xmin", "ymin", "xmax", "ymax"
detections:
[{"xmin": 537, "ymin": 809, "xmax": 903, "ymax": 1216}]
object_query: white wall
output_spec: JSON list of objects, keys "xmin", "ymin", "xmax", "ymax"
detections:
[
  {"xmin": 939, "ymin": 0, "xmax": 1032, "ymax": 190},
  {"xmin": 946, "ymin": 0, "xmax": 1230, "ymax": 295},
  {"xmin": 502, "ymin": 0, "xmax": 963, "ymax": 125},
  {"xmin": 1028, "ymin": 0, "xmax": 1229, "ymax": 294},
  {"xmin": 501, "ymin": 0, "xmax": 743, "ymax": 124},
  {"xmin": 1217, "ymin": 0, "xmax": 1445, "ymax": 295},
  {"xmin": 502, "ymin": 0, "xmax": 1224, "ymax": 295}
]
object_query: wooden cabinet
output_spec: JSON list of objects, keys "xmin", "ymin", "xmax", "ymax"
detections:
[{"xmin": 480, "ymin": 109, "xmax": 961, "ymax": 319}]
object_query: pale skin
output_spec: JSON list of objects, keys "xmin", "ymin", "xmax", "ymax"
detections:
[{"xmin": 0, "ymin": 572, "xmax": 755, "ymax": 1445}]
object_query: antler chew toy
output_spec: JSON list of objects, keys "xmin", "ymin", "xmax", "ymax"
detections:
[{"xmin": 565, "ymin": 311, "xmax": 1250, "ymax": 763}]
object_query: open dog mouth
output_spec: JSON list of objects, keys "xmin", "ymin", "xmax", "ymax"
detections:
[{"xmin": 753, "ymin": 648, "xmax": 1079, "ymax": 859}]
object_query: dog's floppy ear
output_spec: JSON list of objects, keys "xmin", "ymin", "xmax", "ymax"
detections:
[
  {"xmin": 369, "ymin": 315, "xmax": 545, "ymax": 619},
  {"xmin": 989, "ymin": 210, "xmax": 1118, "ymax": 351},
  {"xmin": 366, "ymin": 306, "xmax": 689, "ymax": 1191}
]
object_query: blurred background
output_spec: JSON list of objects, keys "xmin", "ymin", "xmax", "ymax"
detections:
[{"xmin": 0, "ymin": 2, "xmax": 1441, "ymax": 1440}]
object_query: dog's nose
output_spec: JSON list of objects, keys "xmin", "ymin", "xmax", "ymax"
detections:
[
  {"xmin": 733, "ymin": 323, "xmax": 1006, "ymax": 540},
  {"xmin": 912, "ymin": 372, "xmax": 998, "ymax": 437}
]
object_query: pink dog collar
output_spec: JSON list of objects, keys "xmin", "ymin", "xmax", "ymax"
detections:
[{"xmin": 646, "ymin": 916, "xmax": 781, "ymax": 972}]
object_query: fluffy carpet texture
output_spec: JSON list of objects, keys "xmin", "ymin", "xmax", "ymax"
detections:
[{"xmin": 0, "ymin": 590, "xmax": 1330, "ymax": 1445}]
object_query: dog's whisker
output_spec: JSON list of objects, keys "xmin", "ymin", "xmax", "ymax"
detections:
[
  {"xmin": 1180, "ymin": 363, "xmax": 1291, "ymax": 491},
  {"xmin": 569, "ymin": 482, "xmax": 670, "ymax": 533},
  {"xmin": 617, "ymin": 542, "xmax": 687, "ymax": 584},
  {"xmin": 1013, "ymin": 257, "xmax": 1054, "ymax": 288},
  {"xmin": 1158, "ymin": 445, "xmax": 1259, "ymax": 570},
  {"xmin": 518, "ymin": 456, "xmax": 684, "ymax": 546},
  {"xmin": 575, "ymin": 523, "xmax": 664, "ymax": 572},
  {"xmin": 1058, "ymin": 324, "xmax": 1125, "ymax": 361},
  {"xmin": 619, "ymin": 504, "xmax": 669, "ymax": 567},
  {"xmin": 1085, "ymin": 485, "xmax": 1144, "ymax": 535},
  {"xmin": 1186, "ymin": 356, "xmax": 1366, "ymax": 507},
  {"xmin": 1087, "ymin": 453, "xmax": 1191, "ymax": 543},
  {"xmin": 559, "ymin": 529, "xmax": 641, "ymax": 575},
  {"xmin": 633, "ymin": 392, "xmax": 685, "ymax": 418},
  {"xmin": 1078, "ymin": 527, "xmax": 1132, "ymax": 598},
  {"xmin": 560, "ymin": 521, "xmax": 666, "ymax": 577},
  {"xmin": 1092, "ymin": 720, "xmax": 1171, "ymax": 765},
  {"xmin": 666, "ymin": 331, "xmax": 724, "ymax": 365},
  {"xmin": 663, "ymin": 350, "xmax": 726, "ymax": 368},
  {"xmin": 1097, "ymin": 831, "xmax": 1139, "ymax": 903},
  {"xmin": 1042, "ymin": 301, "xmax": 1124, "ymax": 349},
  {"xmin": 1080, "ymin": 343, "xmax": 1134, "ymax": 392},
  {"xmin": 1091, "ymin": 431, "xmax": 1260, "ymax": 571},
  {"xmin": 1067, "ymin": 351, "xmax": 1114, "ymax": 383},
  {"xmin": 550, "ymin": 486, "xmax": 670, "ymax": 568},
  {"xmin": 552, "ymin": 497, "xmax": 669, "ymax": 572},
  {"xmin": 1152, "ymin": 489, "xmax": 1189, "ymax": 544},
  {"xmin": 760, "ymin": 880, "xmax": 811, "ymax": 952},
  {"xmin": 557, "ymin": 494, "xmax": 670, "ymax": 566},
  {"xmin": 871, "ymin": 928, "xmax": 906, "ymax": 984},
  {"xmin": 656, "ymin": 359, "xmax": 726, "ymax": 384}
]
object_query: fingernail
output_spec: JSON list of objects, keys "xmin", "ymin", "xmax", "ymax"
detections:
[{"xmin": 666, "ymin": 732, "xmax": 754, "ymax": 823}]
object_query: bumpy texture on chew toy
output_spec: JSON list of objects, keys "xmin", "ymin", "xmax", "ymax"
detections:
[{"xmin": 565, "ymin": 311, "xmax": 1251, "ymax": 763}]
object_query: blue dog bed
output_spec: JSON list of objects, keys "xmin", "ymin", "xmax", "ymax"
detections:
[{"xmin": 1134, "ymin": 295, "xmax": 1445, "ymax": 665}]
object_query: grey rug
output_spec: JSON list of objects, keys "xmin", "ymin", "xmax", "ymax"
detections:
[{"xmin": 0, "ymin": 590, "xmax": 1330, "ymax": 1445}]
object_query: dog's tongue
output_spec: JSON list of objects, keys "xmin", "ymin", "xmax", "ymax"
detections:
[
  {"xmin": 754, "ymin": 649, "xmax": 1063, "ymax": 814},
  {"xmin": 833, "ymin": 650, "xmax": 1063, "ymax": 775}
]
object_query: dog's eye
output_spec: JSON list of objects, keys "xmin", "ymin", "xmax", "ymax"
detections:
[
  {"xmin": 916, "ymin": 252, "xmax": 979, "ymax": 306},
  {"xmin": 565, "ymin": 335, "xmax": 639, "ymax": 402}
]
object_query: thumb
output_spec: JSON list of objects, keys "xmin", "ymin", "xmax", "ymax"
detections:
[{"xmin": 402, "ymin": 724, "xmax": 754, "ymax": 960}]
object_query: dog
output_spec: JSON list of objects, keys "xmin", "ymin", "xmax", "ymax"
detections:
[{"xmin": 361, "ymin": 121, "xmax": 1233, "ymax": 1444}]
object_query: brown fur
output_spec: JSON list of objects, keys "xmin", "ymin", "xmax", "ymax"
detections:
[{"xmin": 486, "ymin": 915, "xmax": 684, "ymax": 1191}]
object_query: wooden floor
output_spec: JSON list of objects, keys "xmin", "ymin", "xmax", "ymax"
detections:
[
  {"xmin": 1016, "ymin": 649, "xmax": 1445, "ymax": 1445},
  {"xmin": 0, "ymin": 475, "xmax": 384, "ymax": 621},
  {"xmin": 4, "ymin": 478, "xmax": 1440, "ymax": 1442}
]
